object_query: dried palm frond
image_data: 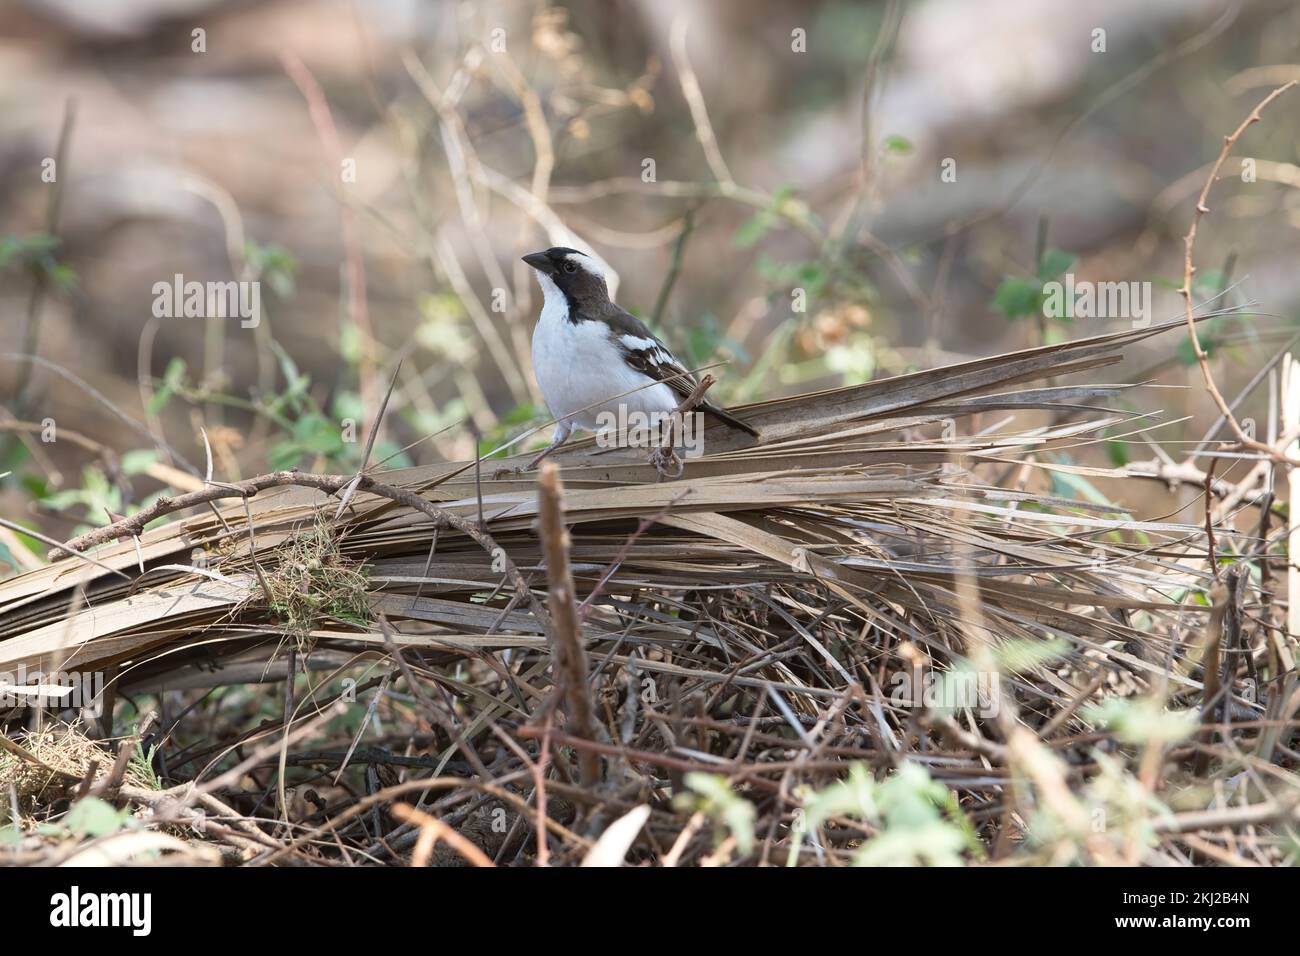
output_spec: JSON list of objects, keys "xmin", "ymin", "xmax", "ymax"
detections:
[{"xmin": 0, "ymin": 318, "xmax": 1207, "ymax": 675}]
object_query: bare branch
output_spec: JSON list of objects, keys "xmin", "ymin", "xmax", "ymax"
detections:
[{"xmin": 1179, "ymin": 81, "xmax": 1298, "ymax": 465}]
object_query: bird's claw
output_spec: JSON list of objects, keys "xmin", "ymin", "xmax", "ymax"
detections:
[{"xmin": 649, "ymin": 445, "xmax": 684, "ymax": 481}]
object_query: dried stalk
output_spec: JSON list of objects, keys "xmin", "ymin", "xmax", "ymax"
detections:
[{"xmin": 536, "ymin": 462, "xmax": 601, "ymax": 789}]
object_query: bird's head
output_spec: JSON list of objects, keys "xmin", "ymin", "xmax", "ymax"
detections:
[{"xmin": 522, "ymin": 247, "xmax": 609, "ymax": 305}]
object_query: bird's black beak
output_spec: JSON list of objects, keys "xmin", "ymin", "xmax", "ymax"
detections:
[{"xmin": 521, "ymin": 251, "xmax": 554, "ymax": 275}]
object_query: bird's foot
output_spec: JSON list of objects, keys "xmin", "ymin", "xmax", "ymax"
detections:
[
  {"xmin": 492, "ymin": 444, "xmax": 562, "ymax": 480},
  {"xmin": 648, "ymin": 445, "xmax": 684, "ymax": 481}
]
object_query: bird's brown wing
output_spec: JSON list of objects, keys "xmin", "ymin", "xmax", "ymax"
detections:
[
  {"xmin": 596, "ymin": 303, "xmax": 759, "ymax": 437},
  {"xmin": 599, "ymin": 303, "xmax": 699, "ymax": 403}
]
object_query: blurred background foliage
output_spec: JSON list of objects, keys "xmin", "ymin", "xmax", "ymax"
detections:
[{"xmin": 1, "ymin": 0, "xmax": 1299, "ymax": 557}]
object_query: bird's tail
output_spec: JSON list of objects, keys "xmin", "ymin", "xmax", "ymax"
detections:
[{"xmin": 701, "ymin": 402, "xmax": 759, "ymax": 438}]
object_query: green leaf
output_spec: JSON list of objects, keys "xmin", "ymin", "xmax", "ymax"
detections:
[
  {"xmin": 861, "ymin": 763, "xmax": 971, "ymax": 866},
  {"xmin": 0, "ymin": 233, "xmax": 60, "ymax": 270},
  {"xmin": 825, "ymin": 340, "xmax": 876, "ymax": 384},
  {"xmin": 271, "ymin": 341, "xmax": 310, "ymax": 398},
  {"xmin": 802, "ymin": 762, "xmax": 877, "ymax": 832},
  {"xmin": 245, "ymin": 240, "xmax": 298, "ymax": 297},
  {"xmin": 1084, "ymin": 697, "xmax": 1198, "ymax": 745},
  {"xmin": 502, "ymin": 403, "xmax": 543, "ymax": 426},
  {"xmin": 268, "ymin": 440, "xmax": 305, "ymax": 471},
  {"xmin": 1049, "ymin": 469, "xmax": 1123, "ymax": 510},
  {"xmin": 796, "ymin": 262, "xmax": 828, "ymax": 291},
  {"xmin": 416, "ymin": 293, "xmax": 473, "ymax": 361},
  {"xmin": 992, "ymin": 278, "xmax": 1041, "ymax": 320},
  {"xmin": 331, "ymin": 389, "xmax": 364, "ymax": 425},
  {"xmin": 39, "ymin": 488, "xmax": 84, "ymax": 511},
  {"xmin": 63, "ymin": 797, "xmax": 129, "ymax": 838},
  {"xmin": 338, "ymin": 321, "xmax": 364, "ymax": 366},
  {"xmin": 368, "ymin": 439, "xmax": 410, "ymax": 470},
  {"xmin": 147, "ymin": 357, "xmax": 187, "ymax": 417},
  {"xmin": 1193, "ymin": 270, "xmax": 1227, "ymax": 295},
  {"xmin": 679, "ymin": 773, "xmax": 757, "ymax": 856},
  {"xmin": 994, "ymin": 637, "xmax": 1070, "ymax": 674},
  {"xmin": 883, "ymin": 134, "xmax": 914, "ymax": 154},
  {"xmin": 733, "ymin": 210, "xmax": 776, "ymax": 249},
  {"xmin": 1037, "ymin": 249, "xmax": 1077, "ymax": 280},
  {"xmin": 47, "ymin": 263, "xmax": 78, "ymax": 291},
  {"xmin": 120, "ymin": 449, "xmax": 159, "ymax": 476},
  {"xmin": 792, "ymin": 761, "xmax": 978, "ymax": 867},
  {"xmin": 20, "ymin": 473, "xmax": 48, "ymax": 499},
  {"xmin": 292, "ymin": 413, "xmax": 344, "ymax": 456}
]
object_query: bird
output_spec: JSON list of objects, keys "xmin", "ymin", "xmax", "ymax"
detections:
[{"xmin": 512, "ymin": 245, "xmax": 758, "ymax": 474}]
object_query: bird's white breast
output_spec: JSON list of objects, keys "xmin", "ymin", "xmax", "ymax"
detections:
[{"xmin": 531, "ymin": 275, "xmax": 677, "ymax": 432}]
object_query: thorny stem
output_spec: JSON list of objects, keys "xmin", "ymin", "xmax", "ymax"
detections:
[{"xmin": 1180, "ymin": 81, "xmax": 1298, "ymax": 466}]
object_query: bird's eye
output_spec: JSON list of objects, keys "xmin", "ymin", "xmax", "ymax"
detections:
[{"xmin": 562, "ymin": 261, "xmax": 578, "ymax": 274}]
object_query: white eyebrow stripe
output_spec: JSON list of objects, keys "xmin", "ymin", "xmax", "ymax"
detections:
[{"xmin": 565, "ymin": 251, "xmax": 606, "ymax": 279}]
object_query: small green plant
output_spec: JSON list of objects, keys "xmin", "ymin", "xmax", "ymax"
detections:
[
  {"xmin": 882, "ymin": 134, "xmax": 913, "ymax": 154},
  {"xmin": 1024, "ymin": 747, "xmax": 1179, "ymax": 862},
  {"xmin": 0, "ymin": 233, "xmax": 77, "ymax": 290},
  {"xmin": 1083, "ymin": 696, "xmax": 1198, "ymax": 746},
  {"xmin": 127, "ymin": 740, "xmax": 162, "ymax": 792},
  {"xmin": 675, "ymin": 772, "xmax": 757, "ymax": 857},
  {"xmin": 790, "ymin": 762, "xmax": 980, "ymax": 866},
  {"xmin": 244, "ymin": 239, "xmax": 298, "ymax": 298},
  {"xmin": 138, "ymin": 337, "xmax": 408, "ymax": 474},
  {"xmin": 992, "ymin": 248, "xmax": 1077, "ymax": 328}
]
